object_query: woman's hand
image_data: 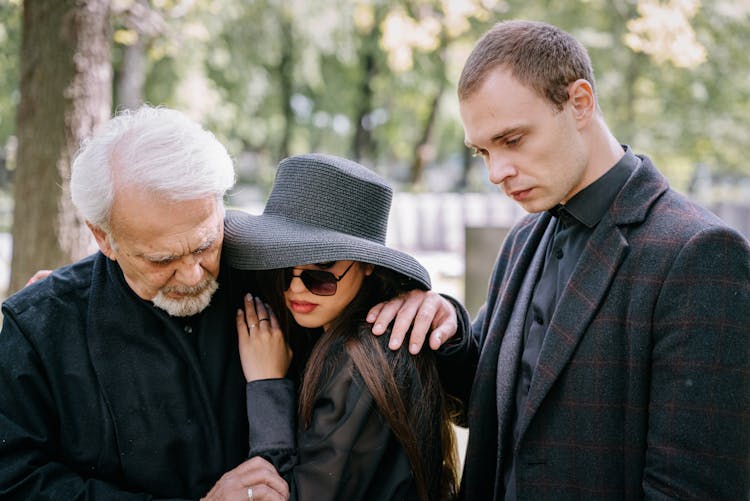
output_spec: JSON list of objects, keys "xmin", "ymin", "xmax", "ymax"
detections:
[{"xmin": 236, "ymin": 294, "xmax": 293, "ymax": 382}]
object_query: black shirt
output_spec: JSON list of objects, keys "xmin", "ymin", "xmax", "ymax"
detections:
[{"xmin": 504, "ymin": 147, "xmax": 639, "ymax": 499}]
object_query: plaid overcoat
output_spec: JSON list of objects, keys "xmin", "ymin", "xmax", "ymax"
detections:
[{"xmin": 459, "ymin": 155, "xmax": 750, "ymax": 500}]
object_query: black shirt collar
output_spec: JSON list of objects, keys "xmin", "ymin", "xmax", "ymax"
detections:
[{"xmin": 549, "ymin": 146, "xmax": 639, "ymax": 228}]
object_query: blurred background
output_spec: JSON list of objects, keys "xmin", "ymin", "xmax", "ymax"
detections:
[{"xmin": 0, "ymin": 0, "xmax": 749, "ymax": 310}]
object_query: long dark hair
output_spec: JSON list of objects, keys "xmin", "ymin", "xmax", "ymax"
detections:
[{"xmin": 256, "ymin": 264, "xmax": 459, "ymax": 501}]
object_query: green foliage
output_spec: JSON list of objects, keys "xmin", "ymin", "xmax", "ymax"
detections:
[{"xmin": 3, "ymin": 0, "xmax": 750, "ymax": 196}]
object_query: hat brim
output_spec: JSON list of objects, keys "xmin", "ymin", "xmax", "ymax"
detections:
[{"xmin": 223, "ymin": 209, "xmax": 431, "ymax": 289}]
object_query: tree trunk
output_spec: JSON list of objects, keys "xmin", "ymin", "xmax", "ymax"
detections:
[
  {"xmin": 277, "ymin": 8, "xmax": 294, "ymax": 162},
  {"xmin": 10, "ymin": 0, "xmax": 111, "ymax": 294},
  {"xmin": 350, "ymin": 6, "xmax": 386, "ymax": 164},
  {"xmin": 409, "ymin": 28, "xmax": 449, "ymax": 186},
  {"xmin": 117, "ymin": 36, "xmax": 146, "ymax": 110},
  {"xmin": 351, "ymin": 48, "xmax": 376, "ymax": 163},
  {"xmin": 410, "ymin": 68, "xmax": 446, "ymax": 185},
  {"xmin": 115, "ymin": 0, "xmax": 150, "ymax": 110},
  {"xmin": 410, "ymin": 90, "xmax": 440, "ymax": 185}
]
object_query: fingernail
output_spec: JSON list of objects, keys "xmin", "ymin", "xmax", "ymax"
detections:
[
  {"xmin": 245, "ymin": 293, "xmax": 252, "ymax": 301},
  {"xmin": 410, "ymin": 343, "xmax": 419, "ymax": 353}
]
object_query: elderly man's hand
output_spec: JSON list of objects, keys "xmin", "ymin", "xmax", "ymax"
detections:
[
  {"xmin": 26, "ymin": 269, "xmax": 53, "ymax": 286},
  {"xmin": 202, "ymin": 456, "xmax": 289, "ymax": 501},
  {"xmin": 367, "ymin": 289, "xmax": 458, "ymax": 354}
]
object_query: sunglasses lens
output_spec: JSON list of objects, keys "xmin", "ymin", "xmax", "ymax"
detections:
[
  {"xmin": 302, "ymin": 270, "xmax": 337, "ymax": 296},
  {"xmin": 283, "ymin": 268, "xmax": 337, "ymax": 296}
]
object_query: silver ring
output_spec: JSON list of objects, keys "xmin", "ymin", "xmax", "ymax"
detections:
[
  {"xmin": 258, "ymin": 317, "xmax": 270, "ymax": 322},
  {"xmin": 249, "ymin": 323, "xmax": 258, "ymax": 329},
  {"xmin": 247, "ymin": 486, "xmax": 253, "ymax": 500}
]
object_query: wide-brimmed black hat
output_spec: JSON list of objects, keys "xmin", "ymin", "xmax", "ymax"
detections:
[{"xmin": 223, "ymin": 153, "xmax": 431, "ymax": 289}]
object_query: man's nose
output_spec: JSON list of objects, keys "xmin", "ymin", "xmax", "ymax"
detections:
[
  {"xmin": 175, "ymin": 256, "xmax": 204, "ymax": 286},
  {"xmin": 487, "ymin": 155, "xmax": 516, "ymax": 186}
]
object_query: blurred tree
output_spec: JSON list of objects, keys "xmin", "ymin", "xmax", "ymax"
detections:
[
  {"xmin": 200, "ymin": 0, "xmax": 303, "ymax": 165},
  {"xmin": 350, "ymin": 2, "xmax": 387, "ymax": 163},
  {"xmin": 112, "ymin": 0, "xmax": 165, "ymax": 110},
  {"xmin": 374, "ymin": 0, "xmax": 498, "ymax": 186},
  {"xmin": 276, "ymin": 2, "xmax": 296, "ymax": 160},
  {"xmin": 10, "ymin": 0, "xmax": 111, "ymax": 294},
  {"xmin": 2, "ymin": 0, "xmax": 748, "ymax": 280},
  {"xmin": 0, "ymin": 1, "xmax": 21, "ymax": 189},
  {"xmin": 456, "ymin": 0, "xmax": 750, "ymax": 188}
]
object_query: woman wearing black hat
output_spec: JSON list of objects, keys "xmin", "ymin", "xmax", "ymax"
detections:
[{"xmin": 222, "ymin": 154, "xmax": 459, "ymax": 501}]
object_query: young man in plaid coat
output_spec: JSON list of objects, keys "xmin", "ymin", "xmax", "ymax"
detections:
[{"xmin": 455, "ymin": 20, "xmax": 749, "ymax": 500}]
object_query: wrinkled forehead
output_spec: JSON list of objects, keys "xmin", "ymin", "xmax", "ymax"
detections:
[{"xmin": 110, "ymin": 189, "xmax": 223, "ymax": 250}]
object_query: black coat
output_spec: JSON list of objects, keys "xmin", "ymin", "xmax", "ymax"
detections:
[
  {"xmin": 0, "ymin": 253, "xmax": 249, "ymax": 500},
  {"xmin": 245, "ymin": 332, "xmax": 419, "ymax": 501}
]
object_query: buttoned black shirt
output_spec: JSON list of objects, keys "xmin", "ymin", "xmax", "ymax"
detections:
[{"xmin": 503, "ymin": 147, "xmax": 639, "ymax": 499}]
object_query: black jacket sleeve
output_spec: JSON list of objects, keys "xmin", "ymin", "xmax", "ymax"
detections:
[
  {"xmin": 0, "ymin": 313, "xmax": 186, "ymax": 501},
  {"xmin": 246, "ymin": 354, "xmax": 415, "ymax": 501},
  {"xmin": 434, "ymin": 293, "xmax": 479, "ymax": 424},
  {"xmin": 245, "ymin": 378, "xmax": 297, "ymax": 472}
]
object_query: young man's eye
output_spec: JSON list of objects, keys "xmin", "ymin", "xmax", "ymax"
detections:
[{"xmin": 506, "ymin": 136, "xmax": 522, "ymax": 146}]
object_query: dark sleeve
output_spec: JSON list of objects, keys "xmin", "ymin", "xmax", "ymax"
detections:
[
  {"xmin": 287, "ymin": 358, "xmax": 413, "ymax": 501},
  {"xmin": 644, "ymin": 226, "xmax": 750, "ymax": 499},
  {"xmin": 245, "ymin": 378, "xmax": 297, "ymax": 473},
  {"xmin": 433, "ymin": 293, "xmax": 480, "ymax": 422},
  {"xmin": 0, "ymin": 311, "xmax": 176, "ymax": 501}
]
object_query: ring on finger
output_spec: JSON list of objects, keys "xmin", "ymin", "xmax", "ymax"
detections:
[
  {"xmin": 258, "ymin": 317, "xmax": 270, "ymax": 322},
  {"xmin": 247, "ymin": 486, "xmax": 253, "ymax": 500}
]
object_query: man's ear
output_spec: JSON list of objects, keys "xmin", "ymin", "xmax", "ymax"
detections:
[
  {"xmin": 568, "ymin": 79, "xmax": 595, "ymax": 125},
  {"xmin": 87, "ymin": 222, "xmax": 116, "ymax": 260}
]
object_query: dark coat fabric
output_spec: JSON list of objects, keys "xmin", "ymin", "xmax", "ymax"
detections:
[
  {"xmin": 0, "ymin": 253, "xmax": 250, "ymax": 500},
  {"xmin": 245, "ymin": 330, "xmax": 429, "ymax": 501},
  {"xmin": 459, "ymin": 155, "xmax": 750, "ymax": 500}
]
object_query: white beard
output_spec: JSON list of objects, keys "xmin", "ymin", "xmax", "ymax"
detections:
[{"xmin": 152, "ymin": 278, "xmax": 219, "ymax": 317}]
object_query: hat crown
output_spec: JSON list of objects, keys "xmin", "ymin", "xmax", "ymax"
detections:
[{"xmin": 264, "ymin": 154, "xmax": 392, "ymax": 244}]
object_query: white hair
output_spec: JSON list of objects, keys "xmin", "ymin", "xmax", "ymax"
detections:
[{"xmin": 70, "ymin": 105, "xmax": 236, "ymax": 230}]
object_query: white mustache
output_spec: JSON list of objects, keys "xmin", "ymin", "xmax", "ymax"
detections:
[{"xmin": 161, "ymin": 280, "xmax": 212, "ymax": 296}]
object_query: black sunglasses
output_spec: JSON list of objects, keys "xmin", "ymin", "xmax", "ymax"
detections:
[{"xmin": 283, "ymin": 261, "xmax": 356, "ymax": 296}]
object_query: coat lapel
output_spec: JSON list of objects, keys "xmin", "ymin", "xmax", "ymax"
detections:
[
  {"xmin": 492, "ymin": 217, "xmax": 555, "ymax": 475},
  {"xmin": 516, "ymin": 217, "xmax": 629, "ymax": 441},
  {"xmin": 462, "ymin": 214, "xmax": 552, "ymax": 500},
  {"xmin": 516, "ymin": 153, "xmax": 668, "ymax": 442}
]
